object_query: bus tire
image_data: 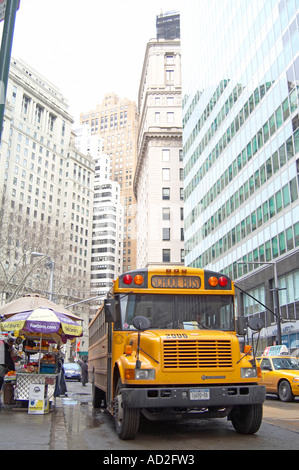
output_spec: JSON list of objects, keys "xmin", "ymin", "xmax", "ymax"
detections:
[
  {"xmin": 113, "ymin": 379, "xmax": 140, "ymax": 440},
  {"xmin": 230, "ymin": 403, "xmax": 263, "ymax": 434}
]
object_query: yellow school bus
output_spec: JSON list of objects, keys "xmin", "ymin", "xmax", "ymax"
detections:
[{"xmin": 88, "ymin": 266, "xmax": 265, "ymax": 440}]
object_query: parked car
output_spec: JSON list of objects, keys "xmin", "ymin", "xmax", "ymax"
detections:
[
  {"xmin": 63, "ymin": 362, "xmax": 81, "ymax": 381},
  {"xmin": 257, "ymin": 355, "xmax": 299, "ymax": 402}
]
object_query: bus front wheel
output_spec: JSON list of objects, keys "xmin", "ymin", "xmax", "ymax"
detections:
[
  {"xmin": 113, "ymin": 379, "xmax": 140, "ymax": 440},
  {"xmin": 230, "ymin": 403, "xmax": 263, "ymax": 434}
]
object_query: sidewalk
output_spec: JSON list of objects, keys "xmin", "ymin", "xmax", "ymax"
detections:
[
  {"xmin": 0, "ymin": 395, "xmax": 68, "ymax": 450},
  {"xmin": 0, "ymin": 382, "xmax": 92, "ymax": 450}
]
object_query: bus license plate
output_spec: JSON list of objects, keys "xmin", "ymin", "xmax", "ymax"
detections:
[{"xmin": 190, "ymin": 389, "xmax": 210, "ymax": 400}]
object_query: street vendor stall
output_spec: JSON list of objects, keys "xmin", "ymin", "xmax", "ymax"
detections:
[
  {"xmin": 0, "ymin": 306, "xmax": 82, "ymax": 411},
  {"xmin": 13, "ymin": 332, "xmax": 61, "ymax": 408}
]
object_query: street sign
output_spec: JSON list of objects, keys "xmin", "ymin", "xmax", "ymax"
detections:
[{"xmin": 0, "ymin": 0, "xmax": 20, "ymax": 23}]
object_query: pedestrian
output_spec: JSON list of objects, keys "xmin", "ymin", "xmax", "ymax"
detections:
[
  {"xmin": 54, "ymin": 356, "xmax": 68, "ymax": 397},
  {"xmin": 80, "ymin": 359, "xmax": 88, "ymax": 386},
  {"xmin": 7, "ymin": 337, "xmax": 20, "ymax": 364},
  {"xmin": 0, "ymin": 339, "xmax": 15, "ymax": 392}
]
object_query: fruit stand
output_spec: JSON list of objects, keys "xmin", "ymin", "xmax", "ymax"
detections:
[
  {"xmin": 0, "ymin": 306, "xmax": 83, "ymax": 412},
  {"xmin": 14, "ymin": 337, "xmax": 59, "ymax": 407},
  {"xmin": 2, "ymin": 334, "xmax": 61, "ymax": 409}
]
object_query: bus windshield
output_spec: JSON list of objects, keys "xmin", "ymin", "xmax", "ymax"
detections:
[{"xmin": 116, "ymin": 294, "xmax": 235, "ymax": 331}]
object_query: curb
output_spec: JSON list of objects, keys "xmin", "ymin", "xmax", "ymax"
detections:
[{"xmin": 50, "ymin": 397, "xmax": 68, "ymax": 450}]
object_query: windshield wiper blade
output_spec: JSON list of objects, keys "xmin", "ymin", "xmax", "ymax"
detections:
[{"xmin": 139, "ymin": 347, "xmax": 159, "ymax": 364}]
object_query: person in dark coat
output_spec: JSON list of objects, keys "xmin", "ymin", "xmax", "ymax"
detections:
[
  {"xmin": 80, "ymin": 359, "xmax": 88, "ymax": 386},
  {"xmin": 0, "ymin": 340, "xmax": 15, "ymax": 391},
  {"xmin": 54, "ymin": 357, "xmax": 67, "ymax": 397}
]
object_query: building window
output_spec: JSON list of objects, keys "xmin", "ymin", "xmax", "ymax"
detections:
[
  {"xmin": 35, "ymin": 104, "xmax": 44, "ymax": 124},
  {"xmin": 162, "ymin": 168, "xmax": 170, "ymax": 181},
  {"xmin": 244, "ymin": 286, "xmax": 265, "ymax": 317},
  {"xmin": 162, "ymin": 149, "xmax": 170, "ymax": 162},
  {"xmin": 167, "ymin": 112, "xmax": 174, "ymax": 123},
  {"xmin": 166, "ymin": 70, "xmax": 174, "ymax": 81},
  {"xmin": 162, "ymin": 188, "xmax": 170, "ymax": 200},
  {"xmin": 22, "ymin": 95, "xmax": 30, "ymax": 115},
  {"xmin": 163, "ymin": 228, "xmax": 170, "ymax": 240},
  {"xmin": 279, "ymin": 270, "xmax": 299, "ymax": 309},
  {"xmin": 48, "ymin": 114, "xmax": 56, "ymax": 132},
  {"xmin": 163, "ymin": 249, "xmax": 170, "ymax": 262},
  {"xmin": 162, "ymin": 208, "xmax": 170, "ymax": 220}
]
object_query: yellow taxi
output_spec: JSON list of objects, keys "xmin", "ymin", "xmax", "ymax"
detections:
[{"xmin": 257, "ymin": 347, "xmax": 299, "ymax": 402}]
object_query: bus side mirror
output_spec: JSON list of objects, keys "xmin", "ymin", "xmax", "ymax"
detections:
[
  {"xmin": 132, "ymin": 316, "xmax": 151, "ymax": 331},
  {"xmin": 104, "ymin": 299, "xmax": 116, "ymax": 323},
  {"xmin": 248, "ymin": 317, "xmax": 264, "ymax": 332},
  {"xmin": 236, "ymin": 317, "xmax": 248, "ymax": 336}
]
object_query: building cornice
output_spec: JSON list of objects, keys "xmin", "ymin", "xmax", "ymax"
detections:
[{"xmin": 9, "ymin": 61, "xmax": 73, "ymax": 122}]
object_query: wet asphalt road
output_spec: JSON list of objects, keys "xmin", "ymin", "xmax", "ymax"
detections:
[
  {"xmin": 60, "ymin": 381, "xmax": 299, "ymax": 451},
  {"xmin": 1, "ymin": 380, "xmax": 299, "ymax": 451}
]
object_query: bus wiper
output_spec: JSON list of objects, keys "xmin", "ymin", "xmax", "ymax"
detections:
[
  {"xmin": 139, "ymin": 348, "xmax": 159, "ymax": 364},
  {"xmin": 236, "ymin": 346, "xmax": 253, "ymax": 364}
]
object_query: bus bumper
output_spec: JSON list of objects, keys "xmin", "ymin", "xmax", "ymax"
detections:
[{"xmin": 120, "ymin": 384, "xmax": 266, "ymax": 409}]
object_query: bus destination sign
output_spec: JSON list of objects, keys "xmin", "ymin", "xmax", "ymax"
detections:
[{"xmin": 151, "ymin": 276, "xmax": 201, "ymax": 289}]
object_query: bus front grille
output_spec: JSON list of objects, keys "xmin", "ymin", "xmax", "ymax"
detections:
[{"xmin": 163, "ymin": 339, "xmax": 233, "ymax": 369}]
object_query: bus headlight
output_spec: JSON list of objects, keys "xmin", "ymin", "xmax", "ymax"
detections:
[
  {"xmin": 241, "ymin": 367, "xmax": 257, "ymax": 378},
  {"xmin": 135, "ymin": 369, "xmax": 155, "ymax": 380}
]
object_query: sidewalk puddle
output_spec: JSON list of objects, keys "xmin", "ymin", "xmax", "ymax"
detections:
[{"xmin": 62, "ymin": 398, "xmax": 78, "ymax": 405}]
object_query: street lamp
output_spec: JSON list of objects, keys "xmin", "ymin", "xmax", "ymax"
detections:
[
  {"xmin": 237, "ymin": 261, "xmax": 283, "ymax": 344},
  {"xmin": 31, "ymin": 252, "xmax": 55, "ymax": 301}
]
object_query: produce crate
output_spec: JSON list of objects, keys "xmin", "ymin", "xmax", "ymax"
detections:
[{"xmin": 40, "ymin": 364, "xmax": 56, "ymax": 374}]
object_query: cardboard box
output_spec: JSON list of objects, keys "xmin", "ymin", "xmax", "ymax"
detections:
[
  {"xmin": 28, "ymin": 398, "xmax": 49, "ymax": 415},
  {"xmin": 28, "ymin": 384, "xmax": 49, "ymax": 414}
]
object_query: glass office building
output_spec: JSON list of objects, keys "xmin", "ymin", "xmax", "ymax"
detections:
[{"xmin": 181, "ymin": 0, "xmax": 299, "ymax": 349}]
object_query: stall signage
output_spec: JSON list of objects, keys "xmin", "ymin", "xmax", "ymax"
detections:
[
  {"xmin": 1, "ymin": 319, "xmax": 25, "ymax": 331},
  {"xmin": 61, "ymin": 323, "xmax": 83, "ymax": 336},
  {"xmin": 27, "ymin": 321, "xmax": 58, "ymax": 333},
  {"xmin": 151, "ymin": 275, "xmax": 201, "ymax": 289},
  {"xmin": 28, "ymin": 398, "xmax": 49, "ymax": 414}
]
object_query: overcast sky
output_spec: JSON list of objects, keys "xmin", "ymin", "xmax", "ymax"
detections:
[{"xmin": 0, "ymin": 0, "xmax": 181, "ymax": 122}]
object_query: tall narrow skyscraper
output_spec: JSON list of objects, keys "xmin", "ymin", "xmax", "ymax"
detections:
[{"xmin": 134, "ymin": 11, "xmax": 184, "ymax": 267}]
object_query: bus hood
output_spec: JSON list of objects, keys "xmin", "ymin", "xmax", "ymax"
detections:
[{"xmin": 126, "ymin": 329, "xmax": 239, "ymax": 371}]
